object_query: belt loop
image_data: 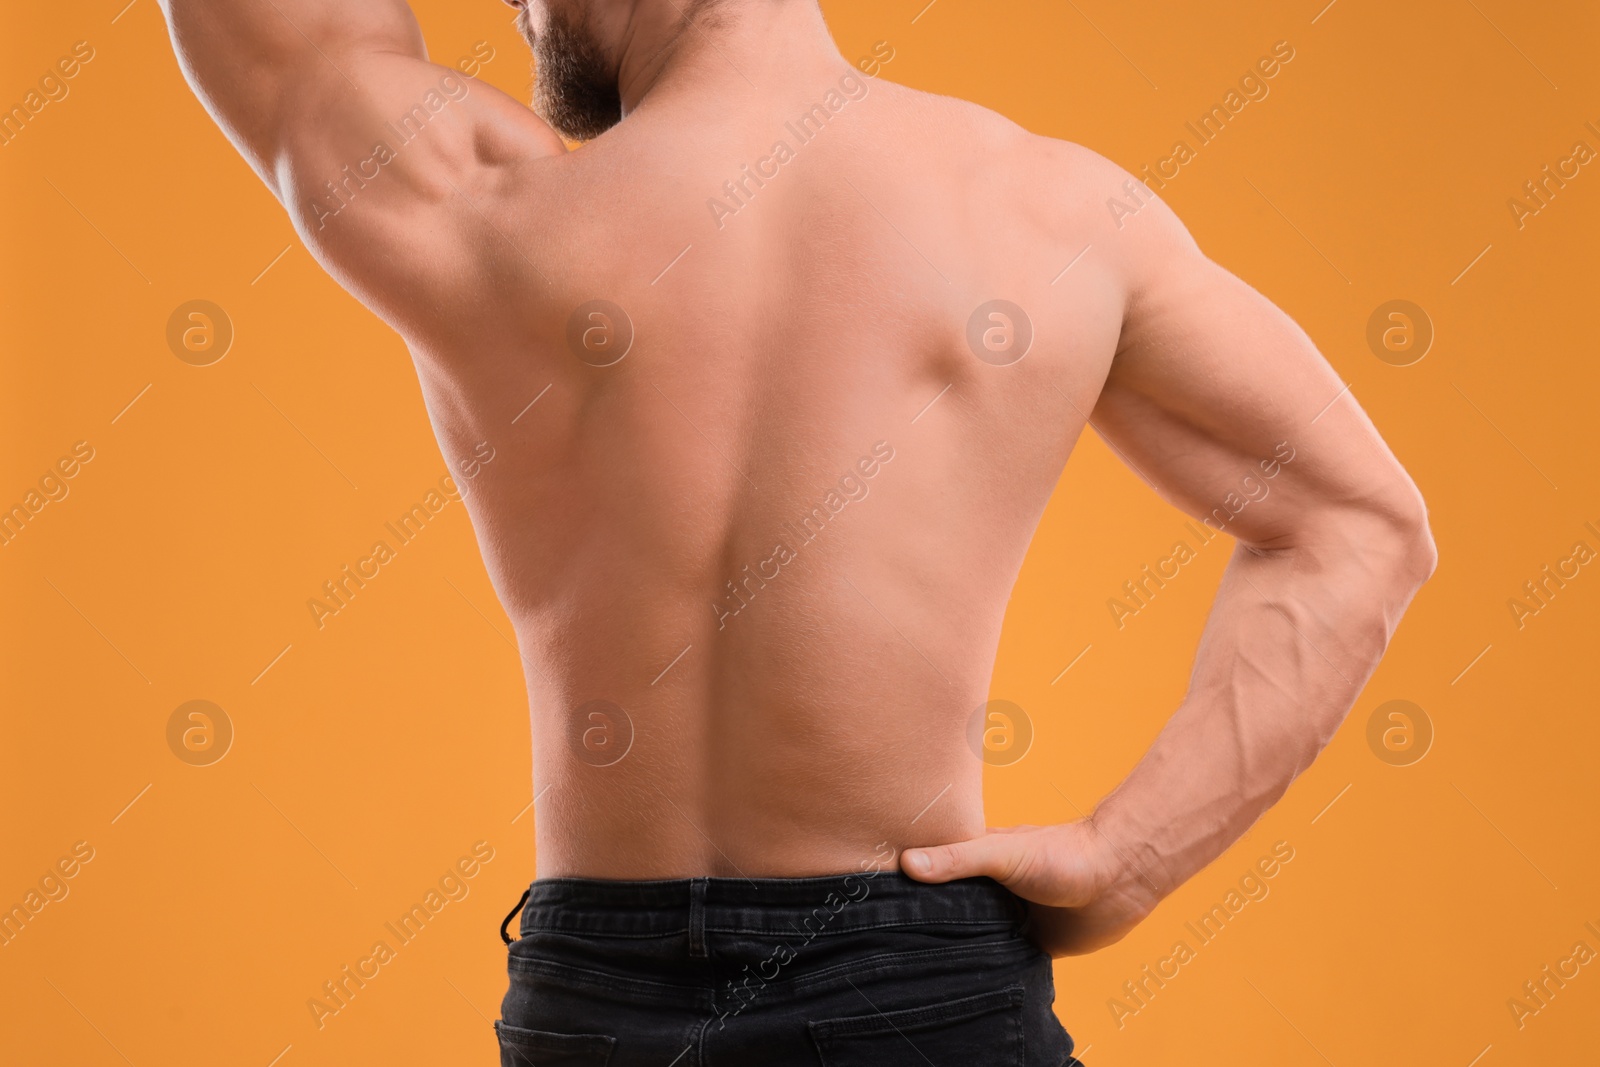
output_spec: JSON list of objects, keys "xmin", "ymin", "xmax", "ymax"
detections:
[
  {"xmin": 500, "ymin": 887, "xmax": 531, "ymax": 945},
  {"xmin": 688, "ymin": 878, "xmax": 708, "ymax": 958}
]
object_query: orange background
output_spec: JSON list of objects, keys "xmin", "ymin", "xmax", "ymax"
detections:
[{"xmin": 3, "ymin": 0, "xmax": 1597, "ymax": 1064}]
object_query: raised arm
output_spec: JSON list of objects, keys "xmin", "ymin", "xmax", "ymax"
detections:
[
  {"xmin": 159, "ymin": 0, "xmax": 562, "ymax": 313},
  {"xmin": 903, "ymin": 158, "xmax": 1437, "ymax": 956}
]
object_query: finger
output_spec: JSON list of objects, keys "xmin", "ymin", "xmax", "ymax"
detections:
[{"xmin": 901, "ymin": 833, "xmax": 1028, "ymax": 885}]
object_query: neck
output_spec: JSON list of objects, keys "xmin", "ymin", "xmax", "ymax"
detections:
[{"xmin": 610, "ymin": 1, "xmax": 845, "ymax": 114}]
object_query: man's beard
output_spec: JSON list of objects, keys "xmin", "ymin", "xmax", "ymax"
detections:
[{"xmin": 517, "ymin": 5, "xmax": 623, "ymax": 141}]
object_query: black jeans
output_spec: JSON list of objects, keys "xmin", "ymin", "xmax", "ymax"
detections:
[{"xmin": 496, "ymin": 870, "xmax": 1083, "ymax": 1066}]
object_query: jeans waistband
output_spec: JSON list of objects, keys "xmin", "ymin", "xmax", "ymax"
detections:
[{"xmin": 517, "ymin": 871, "xmax": 1027, "ymax": 940}]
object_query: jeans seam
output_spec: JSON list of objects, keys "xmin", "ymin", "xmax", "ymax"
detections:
[
  {"xmin": 507, "ymin": 956, "xmax": 704, "ymax": 1001},
  {"xmin": 782, "ymin": 939, "xmax": 1034, "ymax": 992},
  {"xmin": 708, "ymin": 918, "xmax": 1018, "ymax": 937}
]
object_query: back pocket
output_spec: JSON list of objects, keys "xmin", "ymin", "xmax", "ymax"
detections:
[
  {"xmin": 494, "ymin": 1020, "xmax": 615, "ymax": 1067},
  {"xmin": 808, "ymin": 984, "xmax": 1025, "ymax": 1065}
]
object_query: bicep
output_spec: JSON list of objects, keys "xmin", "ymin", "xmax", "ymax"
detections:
[
  {"xmin": 164, "ymin": 0, "xmax": 432, "ymax": 186},
  {"xmin": 164, "ymin": 0, "xmax": 562, "ymax": 315},
  {"xmin": 164, "ymin": 0, "xmax": 560, "ymax": 218},
  {"xmin": 1092, "ymin": 212, "xmax": 1422, "ymax": 552}
]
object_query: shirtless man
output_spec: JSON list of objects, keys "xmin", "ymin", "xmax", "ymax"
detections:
[{"xmin": 161, "ymin": 0, "xmax": 1435, "ymax": 1062}]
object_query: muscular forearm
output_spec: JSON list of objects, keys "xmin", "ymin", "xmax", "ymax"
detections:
[{"xmin": 1091, "ymin": 509, "xmax": 1434, "ymax": 909}]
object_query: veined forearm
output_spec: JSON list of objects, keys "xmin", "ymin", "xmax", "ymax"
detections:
[{"xmin": 1091, "ymin": 516, "xmax": 1432, "ymax": 905}]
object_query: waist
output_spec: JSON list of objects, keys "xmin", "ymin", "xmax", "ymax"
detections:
[
  {"xmin": 517, "ymin": 870, "xmax": 1028, "ymax": 940},
  {"xmin": 530, "ymin": 761, "xmax": 988, "ymax": 879}
]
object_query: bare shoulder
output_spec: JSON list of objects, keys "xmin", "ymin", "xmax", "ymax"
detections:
[
  {"xmin": 276, "ymin": 63, "xmax": 566, "ymax": 333},
  {"xmin": 875, "ymin": 83, "xmax": 1200, "ymax": 283},
  {"xmin": 1002, "ymin": 129, "xmax": 1204, "ymax": 282}
]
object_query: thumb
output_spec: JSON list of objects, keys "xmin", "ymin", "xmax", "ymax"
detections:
[{"xmin": 901, "ymin": 833, "xmax": 1027, "ymax": 885}]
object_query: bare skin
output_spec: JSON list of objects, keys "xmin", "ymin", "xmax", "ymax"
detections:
[{"xmin": 161, "ymin": 0, "xmax": 1435, "ymax": 957}]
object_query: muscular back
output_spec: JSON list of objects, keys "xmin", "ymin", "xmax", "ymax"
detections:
[
  {"xmin": 401, "ymin": 76, "xmax": 1125, "ymax": 876},
  {"xmin": 165, "ymin": 1, "xmax": 1419, "ymax": 882}
]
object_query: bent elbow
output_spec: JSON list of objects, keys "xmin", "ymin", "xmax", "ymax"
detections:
[
  {"xmin": 1342, "ymin": 472, "xmax": 1436, "ymax": 591},
  {"xmin": 1388, "ymin": 496, "xmax": 1438, "ymax": 588},
  {"xmin": 1410, "ymin": 523, "xmax": 1439, "ymax": 585}
]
